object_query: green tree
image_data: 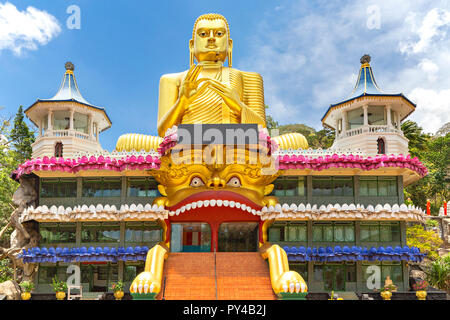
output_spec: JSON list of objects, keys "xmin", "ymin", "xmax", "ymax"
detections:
[
  {"xmin": 401, "ymin": 120, "xmax": 429, "ymax": 157},
  {"xmin": 0, "ymin": 258, "xmax": 14, "ymax": 282},
  {"xmin": 9, "ymin": 106, "xmax": 35, "ymax": 163},
  {"xmin": 406, "ymin": 225, "xmax": 443, "ymax": 260}
]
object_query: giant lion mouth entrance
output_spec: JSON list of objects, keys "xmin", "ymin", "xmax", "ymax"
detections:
[{"xmin": 166, "ymin": 190, "xmax": 263, "ymax": 252}]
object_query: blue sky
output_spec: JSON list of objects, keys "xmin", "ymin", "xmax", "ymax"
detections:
[{"xmin": 1, "ymin": 0, "xmax": 449, "ymax": 151}]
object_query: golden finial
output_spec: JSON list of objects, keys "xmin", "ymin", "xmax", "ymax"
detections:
[
  {"xmin": 65, "ymin": 61, "xmax": 74, "ymax": 74},
  {"xmin": 360, "ymin": 54, "xmax": 371, "ymax": 68}
]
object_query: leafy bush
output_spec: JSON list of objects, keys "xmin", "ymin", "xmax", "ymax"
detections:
[
  {"xmin": 426, "ymin": 254, "xmax": 450, "ymax": 292},
  {"xmin": 426, "ymin": 219, "xmax": 439, "ymax": 228},
  {"xmin": 407, "ymin": 225, "xmax": 443, "ymax": 260},
  {"xmin": 0, "ymin": 258, "xmax": 14, "ymax": 283},
  {"xmin": 412, "ymin": 279, "xmax": 429, "ymax": 291},
  {"xmin": 51, "ymin": 276, "xmax": 67, "ymax": 292},
  {"xmin": 19, "ymin": 280, "xmax": 35, "ymax": 292},
  {"xmin": 110, "ymin": 281, "xmax": 124, "ymax": 292}
]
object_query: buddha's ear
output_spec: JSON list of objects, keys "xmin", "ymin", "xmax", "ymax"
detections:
[
  {"xmin": 189, "ymin": 39, "xmax": 194, "ymax": 67},
  {"xmin": 264, "ymin": 184, "xmax": 274, "ymax": 196},
  {"xmin": 158, "ymin": 184, "xmax": 167, "ymax": 196},
  {"xmin": 228, "ymin": 39, "xmax": 233, "ymax": 67}
]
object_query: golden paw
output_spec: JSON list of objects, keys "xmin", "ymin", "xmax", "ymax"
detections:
[
  {"xmin": 262, "ymin": 196, "xmax": 278, "ymax": 207},
  {"xmin": 153, "ymin": 196, "xmax": 168, "ymax": 207},
  {"xmin": 130, "ymin": 272, "xmax": 160, "ymax": 294},
  {"xmin": 277, "ymin": 271, "xmax": 308, "ymax": 294}
]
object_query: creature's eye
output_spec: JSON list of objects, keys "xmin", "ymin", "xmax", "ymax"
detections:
[
  {"xmin": 227, "ymin": 176, "xmax": 241, "ymax": 187},
  {"xmin": 190, "ymin": 176, "xmax": 205, "ymax": 187}
]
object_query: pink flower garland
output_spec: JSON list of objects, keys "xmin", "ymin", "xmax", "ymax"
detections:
[
  {"xmin": 13, "ymin": 155, "xmax": 161, "ymax": 179},
  {"xmin": 277, "ymin": 153, "xmax": 428, "ymax": 176}
]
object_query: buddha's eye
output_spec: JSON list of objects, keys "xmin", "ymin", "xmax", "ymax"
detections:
[
  {"xmin": 190, "ymin": 176, "xmax": 205, "ymax": 187},
  {"xmin": 227, "ymin": 176, "xmax": 241, "ymax": 187},
  {"xmin": 199, "ymin": 30, "xmax": 208, "ymax": 37},
  {"xmin": 216, "ymin": 31, "xmax": 223, "ymax": 37}
]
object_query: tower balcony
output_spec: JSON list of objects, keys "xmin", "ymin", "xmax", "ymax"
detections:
[
  {"xmin": 46, "ymin": 129, "xmax": 95, "ymax": 141},
  {"xmin": 342, "ymin": 125, "xmax": 404, "ymax": 139}
]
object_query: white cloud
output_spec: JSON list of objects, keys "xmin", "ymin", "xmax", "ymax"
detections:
[
  {"xmin": 0, "ymin": 2, "xmax": 61, "ymax": 55},
  {"xmin": 408, "ymin": 88, "xmax": 450, "ymax": 133},
  {"xmin": 238, "ymin": 0, "xmax": 450, "ymax": 133}
]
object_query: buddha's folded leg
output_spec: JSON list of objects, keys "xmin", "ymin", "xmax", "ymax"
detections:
[
  {"xmin": 116, "ymin": 133, "xmax": 163, "ymax": 152},
  {"xmin": 271, "ymin": 132, "xmax": 309, "ymax": 150}
]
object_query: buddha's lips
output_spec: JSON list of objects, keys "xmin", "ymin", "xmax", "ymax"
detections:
[{"xmin": 166, "ymin": 190, "xmax": 263, "ymax": 215}]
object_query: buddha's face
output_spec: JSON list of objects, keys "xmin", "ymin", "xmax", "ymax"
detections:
[
  {"xmin": 191, "ymin": 18, "xmax": 232, "ymax": 64},
  {"xmin": 152, "ymin": 150, "xmax": 279, "ymax": 211}
]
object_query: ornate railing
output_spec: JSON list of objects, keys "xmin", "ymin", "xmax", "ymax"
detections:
[{"xmin": 45, "ymin": 130, "xmax": 93, "ymax": 141}]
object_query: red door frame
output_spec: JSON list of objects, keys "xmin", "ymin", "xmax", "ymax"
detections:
[{"xmin": 164, "ymin": 206, "xmax": 263, "ymax": 252}]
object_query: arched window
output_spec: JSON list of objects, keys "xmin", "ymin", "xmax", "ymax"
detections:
[
  {"xmin": 55, "ymin": 142, "xmax": 63, "ymax": 157},
  {"xmin": 377, "ymin": 138, "xmax": 385, "ymax": 154}
]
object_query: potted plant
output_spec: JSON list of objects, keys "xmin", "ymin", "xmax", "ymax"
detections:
[
  {"xmin": 19, "ymin": 280, "xmax": 35, "ymax": 300},
  {"xmin": 379, "ymin": 284, "xmax": 397, "ymax": 300},
  {"xmin": 51, "ymin": 276, "xmax": 67, "ymax": 300},
  {"xmin": 412, "ymin": 280, "xmax": 428, "ymax": 300},
  {"xmin": 110, "ymin": 281, "xmax": 124, "ymax": 300}
]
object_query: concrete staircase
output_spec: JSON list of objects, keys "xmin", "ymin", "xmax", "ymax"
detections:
[{"xmin": 159, "ymin": 252, "xmax": 276, "ymax": 300}]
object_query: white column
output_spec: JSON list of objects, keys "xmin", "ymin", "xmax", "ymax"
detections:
[
  {"xmin": 396, "ymin": 112, "xmax": 401, "ymax": 130},
  {"xmin": 386, "ymin": 104, "xmax": 392, "ymax": 128},
  {"xmin": 94, "ymin": 122, "xmax": 99, "ymax": 141},
  {"xmin": 38, "ymin": 119, "xmax": 42, "ymax": 137},
  {"xmin": 88, "ymin": 114, "xmax": 92, "ymax": 137},
  {"xmin": 363, "ymin": 105, "xmax": 368, "ymax": 126},
  {"xmin": 335, "ymin": 119, "xmax": 339, "ymax": 139},
  {"xmin": 47, "ymin": 110, "xmax": 53, "ymax": 131},
  {"xmin": 69, "ymin": 110, "xmax": 74, "ymax": 130},
  {"xmin": 342, "ymin": 111, "xmax": 348, "ymax": 134}
]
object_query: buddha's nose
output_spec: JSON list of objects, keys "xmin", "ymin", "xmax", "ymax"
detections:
[{"xmin": 207, "ymin": 176, "xmax": 225, "ymax": 188}]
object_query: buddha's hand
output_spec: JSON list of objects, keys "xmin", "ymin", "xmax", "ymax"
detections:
[
  {"xmin": 179, "ymin": 65, "xmax": 204, "ymax": 101},
  {"xmin": 130, "ymin": 271, "xmax": 161, "ymax": 294},
  {"xmin": 203, "ymin": 79, "xmax": 244, "ymax": 113},
  {"xmin": 276, "ymin": 271, "xmax": 308, "ymax": 294}
]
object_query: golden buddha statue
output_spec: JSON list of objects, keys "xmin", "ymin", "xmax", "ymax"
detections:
[{"xmin": 116, "ymin": 13, "xmax": 308, "ymax": 152}]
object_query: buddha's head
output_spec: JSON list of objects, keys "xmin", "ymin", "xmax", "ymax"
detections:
[{"xmin": 190, "ymin": 13, "xmax": 232, "ymax": 67}]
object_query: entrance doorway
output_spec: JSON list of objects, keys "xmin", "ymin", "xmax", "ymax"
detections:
[
  {"xmin": 170, "ymin": 223, "xmax": 211, "ymax": 252},
  {"xmin": 218, "ymin": 222, "xmax": 259, "ymax": 252}
]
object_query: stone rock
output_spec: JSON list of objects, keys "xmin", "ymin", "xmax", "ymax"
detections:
[
  {"xmin": 410, "ymin": 269, "xmax": 427, "ymax": 280},
  {"xmin": 0, "ymin": 280, "xmax": 21, "ymax": 300}
]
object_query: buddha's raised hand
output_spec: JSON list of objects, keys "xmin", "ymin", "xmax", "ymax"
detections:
[{"xmin": 179, "ymin": 65, "xmax": 203, "ymax": 100}]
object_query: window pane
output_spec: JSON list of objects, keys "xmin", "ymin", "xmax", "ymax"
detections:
[
  {"xmin": 347, "ymin": 264, "xmax": 357, "ymax": 282},
  {"xmin": 314, "ymin": 265, "xmax": 324, "ymax": 282},
  {"xmin": 287, "ymin": 226, "xmax": 297, "ymax": 242},
  {"xmin": 334, "ymin": 226, "xmax": 344, "ymax": 242},
  {"xmin": 382, "ymin": 265, "xmax": 402, "ymax": 284},
  {"xmin": 359, "ymin": 180, "xmax": 368, "ymax": 196},
  {"xmin": 268, "ymin": 228, "xmax": 281, "ymax": 242},
  {"xmin": 103, "ymin": 180, "xmax": 121, "ymax": 197},
  {"xmin": 297, "ymin": 178, "xmax": 306, "ymax": 196},
  {"xmin": 344, "ymin": 225, "xmax": 355, "ymax": 242},
  {"xmin": 324, "ymin": 226, "xmax": 333, "ymax": 241},
  {"xmin": 333, "ymin": 177, "xmax": 353, "ymax": 196},
  {"xmin": 81, "ymin": 223, "xmax": 120, "ymax": 243},
  {"xmin": 380, "ymin": 225, "xmax": 391, "ymax": 242},
  {"xmin": 368, "ymin": 180, "xmax": 377, "ymax": 196},
  {"xmin": 378, "ymin": 179, "xmax": 388, "ymax": 196},
  {"xmin": 40, "ymin": 223, "xmax": 76, "ymax": 244},
  {"xmin": 273, "ymin": 178, "xmax": 284, "ymax": 197},
  {"xmin": 391, "ymin": 223, "xmax": 400, "ymax": 242},
  {"xmin": 370, "ymin": 226, "xmax": 379, "ymax": 241},
  {"xmin": 297, "ymin": 225, "xmax": 307, "ymax": 241},
  {"xmin": 312, "ymin": 177, "xmax": 332, "ymax": 196},
  {"xmin": 313, "ymin": 226, "xmax": 322, "ymax": 241},
  {"xmin": 360, "ymin": 226, "xmax": 370, "ymax": 242},
  {"xmin": 285, "ymin": 179, "xmax": 297, "ymax": 197},
  {"xmin": 388, "ymin": 178, "xmax": 398, "ymax": 196}
]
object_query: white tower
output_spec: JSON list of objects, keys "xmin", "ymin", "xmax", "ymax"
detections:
[
  {"xmin": 25, "ymin": 62, "xmax": 111, "ymax": 158},
  {"xmin": 322, "ymin": 55, "xmax": 415, "ymax": 155}
]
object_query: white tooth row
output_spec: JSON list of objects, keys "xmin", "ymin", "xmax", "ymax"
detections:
[
  {"xmin": 20, "ymin": 203, "xmax": 168, "ymax": 222},
  {"xmin": 260, "ymin": 203, "xmax": 426, "ymax": 222},
  {"xmin": 169, "ymin": 199, "xmax": 261, "ymax": 216}
]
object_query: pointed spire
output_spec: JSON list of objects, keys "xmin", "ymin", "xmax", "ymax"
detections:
[
  {"xmin": 348, "ymin": 54, "xmax": 383, "ymax": 99},
  {"xmin": 47, "ymin": 62, "xmax": 93, "ymax": 106}
]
